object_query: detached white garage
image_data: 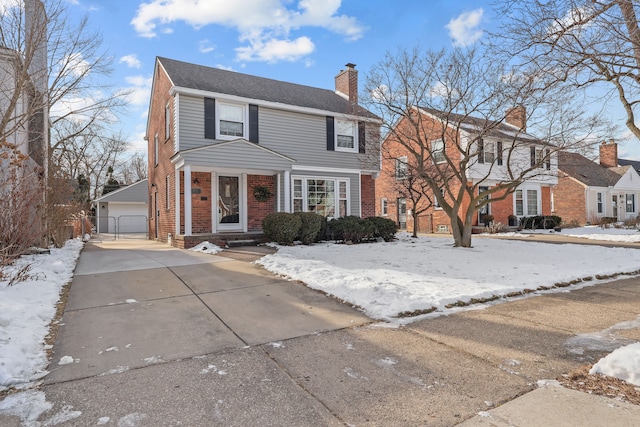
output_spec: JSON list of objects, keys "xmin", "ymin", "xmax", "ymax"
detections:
[{"xmin": 94, "ymin": 179, "xmax": 148, "ymax": 234}]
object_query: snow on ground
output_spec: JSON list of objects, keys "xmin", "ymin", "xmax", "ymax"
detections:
[
  {"xmin": 189, "ymin": 241, "xmax": 223, "ymax": 254},
  {"xmin": 590, "ymin": 343, "xmax": 640, "ymax": 386},
  {"xmin": 0, "ymin": 239, "xmax": 83, "ymax": 392},
  {"xmin": 257, "ymin": 233, "xmax": 640, "ymax": 322}
]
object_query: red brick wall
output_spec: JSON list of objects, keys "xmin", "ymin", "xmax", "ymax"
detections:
[
  {"xmin": 554, "ymin": 174, "xmax": 586, "ymax": 225},
  {"xmin": 541, "ymin": 186, "xmax": 552, "ymax": 216},
  {"xmin": 490, "ymin": 191, "xmax": 514, "ymax": 225},
  {"xmin": 360, "ymin": 174, "xmax": 376, "ymax": 218},
  {"xmin": 148, "ymin": 63, "xmax": 176, "ymax": 243},
  {"xmin": 247, "ymin": 174, "xmax": 276, "ymax": 231},
  {"xmin": 191, "ymin": 172, "xmax": 212, "ymax": 233}
]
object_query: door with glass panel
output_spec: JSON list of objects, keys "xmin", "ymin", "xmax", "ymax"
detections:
[{"xmin": 217, "ymin": 176, "xmax": 241, "ymax": 230}]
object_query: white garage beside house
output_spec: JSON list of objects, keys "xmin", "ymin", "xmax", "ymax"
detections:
[{"xmin": 94, "ymin": 179, "xmax": 148, "ymax": 234}]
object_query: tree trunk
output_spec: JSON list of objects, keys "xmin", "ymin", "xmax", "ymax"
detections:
[{"xmin": 412, "ymin": 211, "xmax": 419, "ymax": 238}]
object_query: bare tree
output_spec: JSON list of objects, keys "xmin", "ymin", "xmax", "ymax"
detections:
[
  {"xmin": 492, "ymin": 0, "xmax": 640, "ymax": 141},
  {"xmin": 365, "ymin": 46, "xmax": 608, "ymax": 247},
  {"xmin": 119, "ymin": 152, "xmax": 148, "ymax": 185}
]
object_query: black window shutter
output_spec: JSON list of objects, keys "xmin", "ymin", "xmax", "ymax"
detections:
[
  {"xmin": 204, "ymin": 98, "xmax": 215, "ymax": 139},
  {"xmin": 249, "ymin": 104, "xmax": 259, "ymax": 143},
  {"xmin": 358, "ymin": 122, "xmax": 366, "ymax": 154},
  {"xmin": 545, "ymin": 148, "xmax": 551, "ymax": 170},
  {"xmin": 530, "ymin": 146, "xmax": 536, "ymax": 167},
  {"xmin": 478, "ymin": 138, "xmax": 484, "ymax": 164},
  {"xmin": 326, "ymin": 116, "xmax": 335, "ymax": 151},
  {"xmin": 497, "ymin": 141, "xmax": 503, "ymax": 166}
]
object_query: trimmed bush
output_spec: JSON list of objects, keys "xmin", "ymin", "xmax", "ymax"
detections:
[
  {"xmin": 262, "ymin": 212, "xmax": 301, "ymax": 245},
  {"xmin": 519, "ymin": 215, "xmax": 562, "ymax": 230},
  {"xmin": 327, "ymin": 216, "xmax": 375, "ymax": 243},
  {"xmin": 364, "ymin": 216, "xmax": 398, "ymax": 242},
  {"xmin": 294, "ymin": 212, "xmax": 323, "ymax": 245},
  {"xmin": 315, "ymin": 215, "xmax": 329, "ymax": 242}
]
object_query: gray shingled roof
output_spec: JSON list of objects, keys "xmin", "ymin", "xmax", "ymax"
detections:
[
  {"xmin": 619, "ymin": 158, "xmax": 640, "ymax": 174},
  {"xmin": 95, "ymin": 179, "xmax": 148, "ymax": 203},
  {"xmin": 419, "ymin": 107, "xmax": 545, "ymax": 144},
  {"xmin": 158, "ymin": 57, "xmax": 378, "ymax": 119},
  {"xmin": 558, "ymin": 151, "xmax": 625, "ymax": 187}
]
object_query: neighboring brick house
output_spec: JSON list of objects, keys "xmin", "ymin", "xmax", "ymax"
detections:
[
  {"xmin": 147, "ymin": 58, "xmax": 381, "ymax": 248},
  {"xmin": 375, "ymin": 107, "xmax": 557, "ymax": 233},
  {"xmin": 554, "ymin": 141, "xmax": 640, "ymax": 225}
]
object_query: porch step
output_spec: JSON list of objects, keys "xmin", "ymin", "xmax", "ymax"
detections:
[{"xmin": 226, "ymin": 239, "xmax": 259, "ymax": 247}]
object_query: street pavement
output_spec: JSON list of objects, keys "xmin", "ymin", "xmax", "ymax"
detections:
[{"xmin": 1, "ymin": 237, "xmax": 639, "ymax": 426}]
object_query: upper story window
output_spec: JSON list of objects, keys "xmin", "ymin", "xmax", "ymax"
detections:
[
  {"xmin": 395, "ymin": 156, "xmax": 408, "ymax": 180},
  {"xmin": 530, "ymin": 147, "xmax": 551, "ymax": 170},
  {"xmin": 336, "ymin": 120, "xmax": 357, "ymax": 152},
  {"xmin": 219, "ymin": 102, "xmax": 245, "ymax": 137},
  {"xmin": 478, "ymin": 139, "xmax": 495, "ymax": 164},
  {"xmin": 432, "ymin": 139, "xmax": 445, "ymax": 163},
  {"xmin": 165, "ymin": 103, "xmax": 171, "ymax": 140}
]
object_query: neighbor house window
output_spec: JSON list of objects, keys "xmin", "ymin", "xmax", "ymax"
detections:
[
  {"xmin": 165, "ymin": 103, "xmax": 171, "ymax": 140},
  {"xmin": 336, "ymin": 120, "xmax": 357, "ymax": 152},
  {"xmin": 154, "ymin": 134, "xmax": 158, "ymax": 166},
  {"xmin": 432, "ymin": 139, "xmax": 445, "ymax": 163},
  {"xmin": 381, "ymin": 198, "xmax": 388, "ymax": 216},
  {"xmin": 530, "ymin": 147, "xmax": 544, "ymax": 168},
  {"xmin": 626, "ymin": 194, "xmax": 636, "ymax": 213},
  {"xmin": 515, "ymin": 189, "xmax": 523, "ymax": 216},
  {"xmin": 219, "ymin": 102, "xmax": 245, "ymax": 137},
  {"xmin": 292, "ymin": 177, "xmax": 350, "ymax": 218},
  {"xmin": 395, "ymin": 156, "xmax": 408, "ymax": 179},
  {"xmin": 597, "ymin": 192, "xmax": 603, "ymax": 214},
  {"xmin": 478, "ymin": 139, "xmax": 495, "ymax": 164},
  {"xmin": 165, "ymin": 175, "xmax": 170, "ymax": 210},
  {"xmin": 527, "ymin": 189, "xmax": 538, "ymax": 215}
]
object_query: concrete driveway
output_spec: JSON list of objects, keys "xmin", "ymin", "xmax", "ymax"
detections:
[
  {"xmin": 2, "ymin": 238, "xmax": 640, "ymax": 426},
  {"xmin": 45, "ymin": 239, "xmax": 371, "ymax": 385}
]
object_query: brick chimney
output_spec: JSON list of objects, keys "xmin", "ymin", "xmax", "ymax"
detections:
[
  {"xmin": 599, "ymin": 139, "xmax": 618, "ymax": 168},
  {"xmin": 335, "ymin": 63, "xmax": 358, "ymax": 103},
  {"xmin": 505, "ymin": 106, "xmax": 526, "ymax": 132}
]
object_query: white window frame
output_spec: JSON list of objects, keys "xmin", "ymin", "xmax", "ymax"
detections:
[
  {"xmin": 165, "ymin": 175, "xmax": 170, "ymax": 210},
  {"xmin": 514, "ymin": 186, "xmax": 541, "ymax": 217},
  {"xmin": 626, "ymin": 193, "xmax": 636, "ymax": 213},
  {"xmin": 432, "ymin": 139, "xmax": 445, "ymax": 163},
  {"xmin": 335, "ymin": 120, "xmax": 358, "ymax": 153},
  {"xmin": 165, "ymin": 102, "xmax": 171, "ymax": 140},
  {"xmin": 481, "ymin": 140, "xmax": 495, "ymax": 164},
  {"xmin": 216, "ymin": 100, "xmax": 247, "ymax": 140},
  {"xmin": 381, "ymin": 198, "xmax": 388, "ymax": 216},
  {"xmin": 597, "ymin": 192, "xmax": 603, "ymax": 214},
  {"xmin": 291, "ymin": 176, "xmax": 350, "ymax": 218},
  {"xmin": 395, "ymin": 156, "xmax": 408, "ymax": 180}
]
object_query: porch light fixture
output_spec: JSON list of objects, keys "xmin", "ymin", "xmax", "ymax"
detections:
[{"xmin": 193, "ymin": 177, "xmax": 199, "ymax": 185}]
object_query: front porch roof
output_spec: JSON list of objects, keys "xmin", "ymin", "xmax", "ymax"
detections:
[{"xmin": 173, "ymin": 139, "xmax": 296, "ymax": 170}]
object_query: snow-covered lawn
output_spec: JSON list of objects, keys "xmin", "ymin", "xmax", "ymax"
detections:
[
  {"xmin": 523, "ymin": 225, "xmax": 640, "ymax": 243},
  {"xmin": 0, "ymin": 240, "xmax": 83, "ymax": 393}
]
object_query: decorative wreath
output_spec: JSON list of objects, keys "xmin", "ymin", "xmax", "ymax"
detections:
[{"xmin": 253, "ymin": 185, "xmax": 272, "ymax": 202}]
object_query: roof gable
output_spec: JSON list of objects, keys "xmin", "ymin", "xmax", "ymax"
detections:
[
  {"xmin": 558, "ymin": 152, "xmax": 622, "ymax": 187},
  {"xmin": 95, "ymin": 179, "xmax": 148, "ymax": 203},
  {"xmin": 158, "ymin": 57, "xmax": 377, "ymax": 119}
]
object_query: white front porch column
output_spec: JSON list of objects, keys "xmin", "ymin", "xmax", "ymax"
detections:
[
  {"xmin": 175, "ymin": 167, "xmax": 180, "ymax": 236},
  {"xmin": 276, "ymin": 173, "xmax": 282, "ymax": 212},
  {"xmin": 284, "ymin": 170, "xmax": 291, "ymax": 212},
  {"xmin": 184, "ymin": 165, "xmax": 192, "ymax": 236}
]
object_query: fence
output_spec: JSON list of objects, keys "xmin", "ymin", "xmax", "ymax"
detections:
[{"xmin": 89, "ymin": 215, "xmax": 148, "ymax": 239}]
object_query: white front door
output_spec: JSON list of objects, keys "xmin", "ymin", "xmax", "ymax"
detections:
[{"xmin": 217, "ymin": 175, "xmax": 243, "ymax": 231}]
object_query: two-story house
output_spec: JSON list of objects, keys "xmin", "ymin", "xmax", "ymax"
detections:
[
  {"xmin": 376, "ymin": 106, "xmax": 558, "ymax": 233},
  {"xmin": 147, "ymin": 58, "xmax": 381, "ymax": 248},
  {"xmin": 554, "ymin": 140, "xmax": 640, "ymax": 225}
]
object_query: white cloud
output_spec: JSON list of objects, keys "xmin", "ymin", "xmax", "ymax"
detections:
[
  {"xmin": 119, "ymin": 54, "xmax": 142, "ymax": 69},
  {"xmin": 130, "ymin": 0, "xmax": 364, "ymax": 63},
  {"xmin": 304, "ymin": 58, "xmax": 315, "ymax": 68},
  {"xmin": 215, "ymin": 64, "xmax": 234, "ymax": 71},
  {"xmin": 446, "ymin": 9, "xmax": 484, "ymax": 47},
  {"xmin": 60, "ymin": 53, "xmax": 91, "ymax": 78},
  {"xmin": 198, "ymin": 39, "xmax": 215, "ymax": 54},
  {"xmin": 236, "ymin": 36, "xmax": 315, "ymax": 63},
  {"xmin": 122, "ymin": 75, "xmax": 153, "ymax": 107}
]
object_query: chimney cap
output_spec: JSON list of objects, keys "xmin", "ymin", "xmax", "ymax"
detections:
[{"xmin": 345, "ymin": 62, "xmax": 356, "ymax": 69}]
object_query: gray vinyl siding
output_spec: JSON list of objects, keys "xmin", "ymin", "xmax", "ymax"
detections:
[
  {"xmin": 180, "ymin": 142, "xmax": 293, "ymax": 170},
  {"xmin": 260, "ymin": 108, "xmax": 366, "ymax": 170},
  {"xmin": 177, "ymin": 95, "xmax": 205, "ymax": 151},
  {"xmin": 176, "ymin": 96, "xmax": 378, "ymax": 171},
  {"xmin": 291, "ymin": 170, "xmax": 361, "ymax": 217}
]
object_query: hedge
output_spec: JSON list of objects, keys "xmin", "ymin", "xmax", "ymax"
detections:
[
  {"xmin": 262, "ymin": 212, "xmax": 302, "ymax": 245},
  {"xmin": 519, "ymin": 215, "xmax": 562, "ymax": 230}
]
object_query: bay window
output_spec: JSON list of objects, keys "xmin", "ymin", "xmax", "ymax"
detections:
[{"xmin": 292, "ymin": 177, "xmax": 350, "ymax": 218}]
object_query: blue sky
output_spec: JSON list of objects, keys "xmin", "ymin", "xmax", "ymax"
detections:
[{"xmin": 63, "ymin": 0, "xmax": 639, "ymax": 160}]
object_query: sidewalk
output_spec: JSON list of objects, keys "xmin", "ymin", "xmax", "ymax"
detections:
[{"xmin": 1, "ymin": 237, "xmax": 639, "ymax": 426}]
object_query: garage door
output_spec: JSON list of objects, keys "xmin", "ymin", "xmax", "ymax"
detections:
[{"xmin": 107, "ymin": 202, "xmax": 148, "ymax": 233}]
